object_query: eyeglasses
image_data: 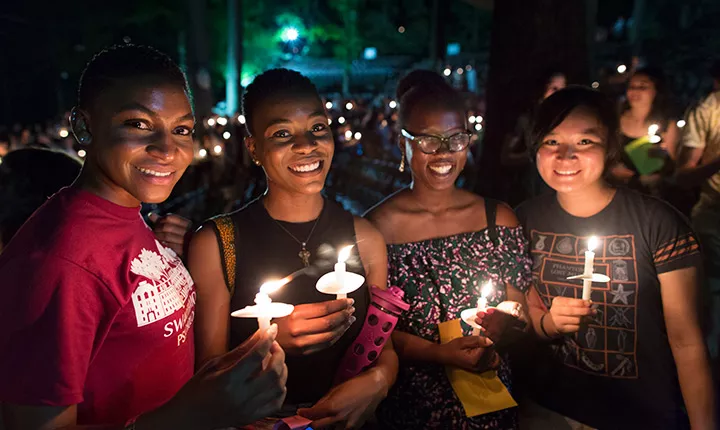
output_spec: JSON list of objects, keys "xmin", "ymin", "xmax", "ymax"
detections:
[{"xmin": 401, "ymin": 129, "xmax": 472, "ymax": 154}]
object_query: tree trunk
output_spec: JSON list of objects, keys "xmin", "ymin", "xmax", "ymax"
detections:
[
  {"xmin": 186, "ymin": 0, "xmax": 214, "ymax": 118},
  {"xmin": 428, "ymin": 0, "xmax": 439, "ymax": 66},
  {"xmin": 476, "ymin": 0, "xmax": 592, "ymax": 200},
  {"xmin": 342, "ymin": 8, "xmax": 358, "ymax": 96},
  {"xmin": 629, "ymin": 0, "xmax": 645, "ymax": 57},
  {"xmin": 225, "ymin": 0, "xmax": 241, "ymax": 115}
]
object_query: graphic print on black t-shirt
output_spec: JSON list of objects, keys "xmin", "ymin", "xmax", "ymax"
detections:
[
  {"xmin": 530, "ymin": 231, "xmax": 640, "ymax": 378},
  {"xmin": 517, "ymin": 189, "xmax": 703, "ymax": 428}
]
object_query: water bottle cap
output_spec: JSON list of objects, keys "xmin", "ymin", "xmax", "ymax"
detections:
[{"xmin": 370, "ymin": 285, "xmax": 410, "ymax": 312}]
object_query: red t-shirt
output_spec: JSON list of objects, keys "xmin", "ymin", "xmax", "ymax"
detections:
[{"xmin": 0, "ymin": 187, "xmax": 196, "ymax": 425}]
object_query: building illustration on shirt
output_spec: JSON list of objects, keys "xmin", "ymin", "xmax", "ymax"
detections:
[{"xmin": 130, "ymin": 240, "xmax": 194, "ymax": 327}]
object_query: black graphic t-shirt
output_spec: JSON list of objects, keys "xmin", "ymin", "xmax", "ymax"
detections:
[{"xmin": 516, "ymin": 188, "xmax": 702, "ymax": 430}]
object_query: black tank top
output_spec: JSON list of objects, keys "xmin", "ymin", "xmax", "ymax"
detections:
[{"xmin": 226, "ymin": 197, "xmax": 368, "ymax": 405}]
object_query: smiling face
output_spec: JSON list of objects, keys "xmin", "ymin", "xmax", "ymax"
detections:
[
  {"xmin": 535, "ymin": 106, "xmax": 608, "ymax": 194},
  {"xmin": 76, "ymin": 76, "xmax": 195, "ymax": 207},
  {"xmin": 402, "ymin": 104, "xmax": 468, "ymax": 192},
  {"xmin": 246, "ymin": 93, "xmax": 333, "ymax": 196}
]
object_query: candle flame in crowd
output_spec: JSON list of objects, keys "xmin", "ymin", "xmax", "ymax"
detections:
[
  {"xmin": 260, "ymin": 277, "xmax": 291, "ymax": 295},
  {"xmin": 588, "ymin": 236, "xmax": 599, "ymax": 251},
  {"xmin": 481, "ymin": 281, "xmax": 493, "ymax": 298},
  {"xmin": 338, "ymin": 245, "xmax": 354, "ymax": 263}
]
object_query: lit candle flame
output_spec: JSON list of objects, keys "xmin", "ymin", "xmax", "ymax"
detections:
[
  {"xmin": 588, "ymin": 236, "xmax": 599, "ymax": 252},
  {"xmin": 338, "ymin": 245, "xmax": 354, "ymax": 263},
  {"xmin": 260, "ymin": 277, "xmax": 291, "ymax": 295},
  {"xmin": 648, "ymin": 124, "xmax": 659, "ymax": 136},
  {"xmin": 481, "ymin": 281, "xmax": 493, "ymax": 298}
]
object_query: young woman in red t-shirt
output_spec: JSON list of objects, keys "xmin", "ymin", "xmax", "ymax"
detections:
[{"xmin": 0, "ymin": 44, "xmax": 287, "ymax": 430}]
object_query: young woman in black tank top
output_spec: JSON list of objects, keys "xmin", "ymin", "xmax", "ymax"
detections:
[{"xmin": 187, "ymin": 69, "xmax": 396, "ymax": 428}]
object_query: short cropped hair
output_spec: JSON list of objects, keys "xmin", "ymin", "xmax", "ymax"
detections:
[
  {"xmin": 241, "ymin": 68, "xmax": 320, "ymax": 136},
  {"xmin": 78, "ymin": 44, "xmax": 190, "ymax": 110}
]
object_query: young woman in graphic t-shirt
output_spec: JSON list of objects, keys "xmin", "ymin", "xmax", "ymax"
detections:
[
  {"xmin": 515, "ymin": 87, "xmax": 715, "ymax": 429},
  {"xmin": 0, "ymin": 45, "xmax": 287, "ymax": 430}
]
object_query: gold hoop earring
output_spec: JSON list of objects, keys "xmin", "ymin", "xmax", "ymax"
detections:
[{"xmin": 398, "ymin": 154, "xmax": 405, "ymax": 172}]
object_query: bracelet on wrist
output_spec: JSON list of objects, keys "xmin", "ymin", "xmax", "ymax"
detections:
[{"xmin": 540, "ymin": 313, "xmax": 553, "ymax": 338}]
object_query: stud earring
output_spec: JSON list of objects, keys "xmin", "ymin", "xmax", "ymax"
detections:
[
  {"xmin": 398, "ymin": 154, "xmax": 405, "ymax": 172},
  {"xmin": 254, "ymin": 159, "xmax": 262, "ymax": 166}
]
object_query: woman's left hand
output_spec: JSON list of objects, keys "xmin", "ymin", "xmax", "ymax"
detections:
[{"xmin": 297, "ymin": 368, "xmax": 389, "ymax": 429}]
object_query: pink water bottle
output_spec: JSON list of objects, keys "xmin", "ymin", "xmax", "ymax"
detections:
[{"xmin": 334, "ymin": 285, "xmax": 410, "ymax": 384}]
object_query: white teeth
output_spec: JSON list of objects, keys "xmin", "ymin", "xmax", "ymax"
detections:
[
  {"xmin": 429, "ymin": 164, "xmax": 452, "ymax": 174},
  {"xmin": 556, "ymin": 170, "xmax": 579, "ymax": 176},
  {"xmin": 136, "ymin": 166, "xmax": 172, "ymax": 177},
  {"xmin": 290, "ymin": 161, "xmax": 321, "ymax": 173}
]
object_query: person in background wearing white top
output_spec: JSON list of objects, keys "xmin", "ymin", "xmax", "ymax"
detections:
[{"xmin": 676, "ymin": 61, "xmax": 720, "ymax": 365}]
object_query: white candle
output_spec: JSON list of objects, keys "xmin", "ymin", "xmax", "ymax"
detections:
[
  {"xmin": 648, "ymin": 124, "xmax": 661, "ymax": 144},
  {"xmin": 582, "ymin": 237, "xmax": 598, "ymax": 301},
  {"xmin": 255, "ymin": 279, "xmax": 288, "ymax": 330},
  {"xmin": 472, "ymin": 281, "xmax": 494, "ymax": 336},
  {"xmin": 254, "ymin": 292, "xmax": 272, "ymax": 330},
  {"xmin": 334, "ymin": 245, "xmax": 353, "ymax": 299}
]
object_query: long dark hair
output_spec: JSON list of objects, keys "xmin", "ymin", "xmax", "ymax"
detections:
[{"xmin": 622, "ymin": 66, "xmax": 672, "ymax": 129}]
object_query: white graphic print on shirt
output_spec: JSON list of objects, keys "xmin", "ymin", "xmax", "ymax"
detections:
[{"xmin": 130, "ymin": 240, "xmax": 195, "ymax": 344}]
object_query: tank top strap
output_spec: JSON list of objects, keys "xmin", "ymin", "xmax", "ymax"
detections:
[{"xmin": 207, "ymin": 214, "xmax": 237, "ymax": 295}]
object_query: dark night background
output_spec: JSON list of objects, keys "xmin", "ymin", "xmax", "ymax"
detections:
[{"xmin": 1, "ymin": 0, "xmax": 719, "ymax": 207}]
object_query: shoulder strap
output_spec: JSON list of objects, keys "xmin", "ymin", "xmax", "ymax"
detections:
[
  {"xmin": 209, "ymin": 215, "xmax": 237, "ymax": 296},
  {"xmin": 485, "ymin": 198, "xmax": 499, "ymax": 246}
]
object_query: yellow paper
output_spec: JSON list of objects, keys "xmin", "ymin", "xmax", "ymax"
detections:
[{"xmin": 438, "ymin": 319, "xmax": 517, "ymax": 417}]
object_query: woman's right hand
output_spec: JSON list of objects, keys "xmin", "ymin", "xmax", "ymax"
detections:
[
  {"xmin": 547, "ymin": 296, "xmax": 596, "ymax": 334},
  {"xmin": 436, "ymin": 336, "xmax": 499, "ymax": 372},
  {"xmin": 151, "ymin": 325, "xmax": 288, "ymax": 430},
  {"xmin": 273, "ymin": 299, "xmax": 356, "ymax": 356}
]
